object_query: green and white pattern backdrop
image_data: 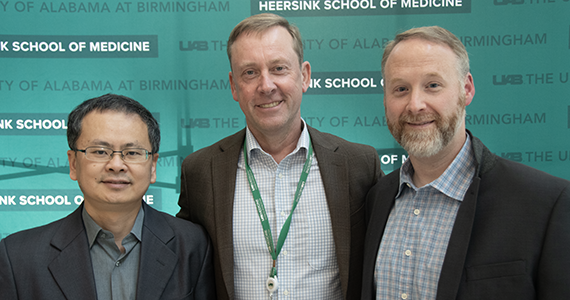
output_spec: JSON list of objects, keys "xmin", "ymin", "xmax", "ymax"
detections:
[{"xmin": 1, "ymin": 0, "xmax": 569, "ymax": 238}]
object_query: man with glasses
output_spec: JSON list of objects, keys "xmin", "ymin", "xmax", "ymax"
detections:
[{"xmin": 0, "ymin": 94, "xmax": 215, "ymax": 300}]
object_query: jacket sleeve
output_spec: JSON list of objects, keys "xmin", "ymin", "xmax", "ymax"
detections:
[
  {"xmin": 537, "ymin": 184, "xmax": 570, "ymax": 298},
  {"xmin": 193, "ymin": 236, "xmax": 217, "ymax": 299},
  {"xmin": 0, "ymin": 239, "xmax": 19, "ymax": 299}
]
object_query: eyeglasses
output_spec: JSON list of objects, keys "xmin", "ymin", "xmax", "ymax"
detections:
[{"xmin": 75, "ymin": 147, "xmax": 153, "ymax": 163}]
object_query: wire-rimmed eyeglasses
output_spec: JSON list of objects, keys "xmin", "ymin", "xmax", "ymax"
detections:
[{"xmin": 75, "ymin": 147, "xmax": 153, "ymax": 163}]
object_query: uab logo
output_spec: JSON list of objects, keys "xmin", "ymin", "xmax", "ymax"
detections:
[
  {"xmin": 494, "ymin": 0, "xmax": 524, "ymax": 4},
  {"xmin": 493, "ymin": 74, "xmax": 523, "ymax": 85},
  {"xmin": 501, "ymin": 152, "xmax": 523, "ymax": 162},
  {"xmin": 179, "ymin": 41, "xmax": 208, "ymax": 51},
  {"xmin": 181, "ymin": 118, "xmax": 210, "ymax": 128}
]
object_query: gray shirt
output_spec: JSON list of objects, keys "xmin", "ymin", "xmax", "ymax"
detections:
[{"xmin": 83, "ymin": 205, "xmax": 144, "ymax": 300}]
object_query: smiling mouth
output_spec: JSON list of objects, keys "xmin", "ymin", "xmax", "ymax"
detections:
[
  {"xmin": 102, "ymin": 179, "xmax": 130, "ymax": 185},
  {"xmin": 258, "ymin": 101, "xmax": 282, "ymax": 108},
  {"xmin": 409, "ymin": 120, "xmax": 434, "ymax": 126}
]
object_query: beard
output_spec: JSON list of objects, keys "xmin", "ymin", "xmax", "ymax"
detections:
[{"xmin": 387, "ymin": 94, "xmax": 465, "ymax": 158}]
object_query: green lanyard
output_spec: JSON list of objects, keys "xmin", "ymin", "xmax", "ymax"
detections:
[{"xmin": 243, "ymin": 137, "xmax": 314, "ymax": 278}]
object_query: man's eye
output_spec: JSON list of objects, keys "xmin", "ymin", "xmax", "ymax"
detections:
[
  {"xmin": 125, "ymin": 151, "xmax": 142, "ymax": 156},
  {"xmin": 396, "ymin": 87, "xmax": 407, "ymax": 92},
  {"xmin": 428, "ymin": 83, "xmax": 440, "ymax": 88},
  {"xmin": 90, "ymin": 150, "xmax": 108, "ymax": 156}
]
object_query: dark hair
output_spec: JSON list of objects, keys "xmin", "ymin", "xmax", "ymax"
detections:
[
  {"xmin": 67, "ymin": 93, "xmax": 160, "ymax": 153},
  {"xmin": 227, "ymin": 13, "xmax": 304, "ymax": 70}
]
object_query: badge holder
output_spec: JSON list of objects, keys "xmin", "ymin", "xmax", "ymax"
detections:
[{"xmin": 266, "ymin": 266, "xmax": 278, "ymax": 299}]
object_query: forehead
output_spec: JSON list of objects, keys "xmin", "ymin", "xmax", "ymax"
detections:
[
  {"xmin": 231, "ymin": 27, "xmax": 296, "ymax": 62},
  {"xmin": 78, "ymin": 110, "xmax": 150, "ymax": 146},
  {"xmin": 384, "ymin": 38, "xmax": 458, "ymax": 79},
  {"xmin": 237, "ymin": 26, "xmax": 293, "ymax": 46}
]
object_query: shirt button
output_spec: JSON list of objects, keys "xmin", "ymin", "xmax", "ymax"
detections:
[
  {"xmin": 115, "ymin": 261, "xmax": 120, "ymax": 267},
  {"xmin": 278, "ymin": 173, "xmax": 283, "ymax": 179},
  {"xmin": 414, "ymin": 209, "xmax": 420, "ymax": 216},
  {"xmin": 283, "ymin": 250, "xmax": 288, "ymax": 255},
  {"xmin": 284, "ymin": 290, "xmax": 289, "ymax": 296},
  {"xmin": 404, "ymin": 250, "xmax": 412, "ymax": 257},
  {"xmin": 281, "ymin": 211, "xmax": 286, "ymax": 217},
  {"xmin": 401, "ymin": 293, "xmax": 408, "ymax": 299}
]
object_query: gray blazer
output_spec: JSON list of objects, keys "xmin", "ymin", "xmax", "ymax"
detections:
[
  {"xmin": 361, "ymin": 133, "xmax": 570, "ymax": 299},
  {"xmin": 177, "ymin": 126, "xmax": 383, "ymax": 300},
  {"xmin": 0, "ymin": 202, "xmax": 216, "ymax": 300}
]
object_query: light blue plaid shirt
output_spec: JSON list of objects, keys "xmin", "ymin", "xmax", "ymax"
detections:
[
  {"xmin": 374, "ymin": 134, "xmax": 476, "ymax": 300},
  {"xmin": 233, "ymin": 120, "xmax": 342, "ymax": 300}
]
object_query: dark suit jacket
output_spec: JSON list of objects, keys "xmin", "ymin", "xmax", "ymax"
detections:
[
  {"xmin": 362, "ymin": 134, "xmax": 570, "ymax": 299},
  {"xmin": 177, "ymin": 126, "xmax": 383, "ymax": 300},
  {"xmin": 0, "ymin": 202, "xmax": 216, "ymax": 300}
]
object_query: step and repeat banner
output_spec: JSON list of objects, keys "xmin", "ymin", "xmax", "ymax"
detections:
[{"xmin": 1, "ymin": 0, "xmax": 568, "ymax": 238}]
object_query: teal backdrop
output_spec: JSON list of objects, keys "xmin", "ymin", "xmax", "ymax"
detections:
[{"xmin": 1, "ymin": 0, "xmax": 569, "ymax": 238}]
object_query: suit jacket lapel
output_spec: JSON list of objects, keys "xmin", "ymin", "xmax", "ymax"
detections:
[
  {"xmin": 436, "ymin": 135, "xmax": 487, "ymax": 299},
  {"xmin": 48, "ymin": 206, "xmax": 98, "ymax": 300},
  {"xmin": 212, "ymin": 129, "xmax": 245, "ymax": 299},
  {"xmin": 361, "ymin": 173, "xmax": 399, "ymax": 300},
  {"xmin": 433, "ymin": 133, "xmax": 493, "ymax": 299},
  {"xmin": 436, "ymin": 177, "xmax": 480, "ymax": 300},
  {"xmin": 137, "ymin": 202, "xmax": 178, "ymax": 300},
  {"xmin": 308, "ymin": 127, "xmax": 353, "ymax": 296}
]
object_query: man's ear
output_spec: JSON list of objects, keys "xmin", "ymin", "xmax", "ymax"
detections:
[
  {"xmin": 301, "ymin": 61, "xmax": 311, "ymax": 93},
  {"xmin": 150, "ymin": 153, "xmax": 159, "ymax": 184},
  {"xmin": 67, "ymin": 150, "xmax": 78, "ymax": 181},
  {"xmin": 463, "ymin": 73, "xmax": 475, "ymax": 106},
  {"xmin": 229, "ymin": 71, "xmax": 239, "ymax": 102}
]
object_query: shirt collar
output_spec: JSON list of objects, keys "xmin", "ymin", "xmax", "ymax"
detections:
[
  {"xmin": 397, "ymin": 132, "xmax": 476, "ymax": 201},
  {"xmin": 82, "ymin": 204, "xmax": 145, "ymax": 248},
  {"xmin": 245, "ymin": 118, "xmax": 311, "ymax": 159}
]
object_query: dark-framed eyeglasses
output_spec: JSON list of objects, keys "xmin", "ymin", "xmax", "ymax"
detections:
[{"xmin": 75, "ymin": 147, "xmax": 153, "ymax": 163}]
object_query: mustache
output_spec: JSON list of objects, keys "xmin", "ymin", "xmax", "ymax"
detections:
[{"xmin": 399, "ymin": 112, "xmax": 441, "ymax": 124}]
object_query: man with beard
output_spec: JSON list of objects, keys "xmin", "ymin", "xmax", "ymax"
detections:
[{"xmin": 361, "ymin": 26, "xmax": 570, "ymax": 300}]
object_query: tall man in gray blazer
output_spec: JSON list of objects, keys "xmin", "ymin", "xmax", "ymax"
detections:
[
  {"xmin": 177, "ymin": 13, "xmax": 383, "ymax": 300},
  {"xmin": 0, "ymin": 94, "xmax": 215, "ymax": 300},
  {"xmin": 361, "ymin": 26, "xmax": 570, "ymax": 299}
]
